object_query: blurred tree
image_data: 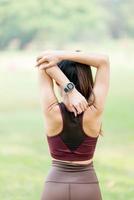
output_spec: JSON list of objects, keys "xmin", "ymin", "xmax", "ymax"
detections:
[{"xmin": 0, "ymin": 0, "xmax": 133, "ymax": 49}]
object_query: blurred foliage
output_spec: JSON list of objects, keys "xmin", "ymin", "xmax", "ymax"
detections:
[{"xmin": 0, "ymin": 0, "xmax": 134, "ymax": 49}]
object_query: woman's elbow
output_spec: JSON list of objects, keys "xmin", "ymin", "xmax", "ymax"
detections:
[{"xmin": 100, "ymin": 55, "xmax": 110, "ymax": 67}]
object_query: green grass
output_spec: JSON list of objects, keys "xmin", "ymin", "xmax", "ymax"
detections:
[{"xmin": 0, "ymin": 45, "xmax": 134, "ymax": 199}]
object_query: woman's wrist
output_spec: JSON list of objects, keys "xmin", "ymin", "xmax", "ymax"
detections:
[{"xmin": 66, "ymin": 87, "xmax": 77, "ymax": 96}]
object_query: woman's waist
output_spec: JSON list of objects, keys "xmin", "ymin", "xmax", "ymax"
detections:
[
  {"xmin": 51, "ymin": 158, "xmax": 94, "ymax": 172},
  {"xmin": 45, "ymin": 159, "xmax": 98, "ymax": 183},
  {"xmin": 52, "ymin": 157, "xmax": 93, "ymax": 166}
]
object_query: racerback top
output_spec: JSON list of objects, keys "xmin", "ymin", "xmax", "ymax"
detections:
[{"xmin": 46, "ymin": 102, "xmax": 100, "ymax": 161}]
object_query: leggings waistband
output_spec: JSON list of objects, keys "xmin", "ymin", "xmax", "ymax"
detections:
[
  {"xmin": 51, "ymin": 159, "xmax": 94, "ymax": 172},
  {"xmin": 45, "ymin": 160, "xmax": 98, "ymax": 183}
]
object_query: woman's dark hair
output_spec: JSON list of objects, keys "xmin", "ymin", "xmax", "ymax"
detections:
[
  {"xmin": 57, "ymin": 59, "xmax": 103, "ymax": 136},
  {"xmin": 57, "ymin": 60, "xmax": 95, "ymax": 106}
]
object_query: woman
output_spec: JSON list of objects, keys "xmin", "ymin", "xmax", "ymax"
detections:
[{"xmin": 35, "ymin": 50, "xmax": 110, "ymax": 200}]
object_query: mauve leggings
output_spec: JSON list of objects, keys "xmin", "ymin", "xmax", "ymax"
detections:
[{"xmin": 41, "ymin": 160, "xmax": 102, "ymax": 200}]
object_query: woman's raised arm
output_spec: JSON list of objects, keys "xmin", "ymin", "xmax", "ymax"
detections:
[
  {"xmin": 59, "ymin": 51, "xmax": 110, "ymax": 112},
  {"xmin": 36, "ymin": 50, "xmax": 109, "ymax": 69},
  {"xmin": 37, "ymin": 65, "xmax": 88, "ymax": 117},
  {"xmin": 36, "ymin": 50, "xmax": 110, "ymax": 112}
]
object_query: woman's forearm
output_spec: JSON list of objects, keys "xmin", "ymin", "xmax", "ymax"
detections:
[
  {"xmin": 60, "ymin": 51, "xmax": 109, "ymax": 68},
  {"xmin": 45, "ymin": 64, "xmax": 75, "ymax": 90}
]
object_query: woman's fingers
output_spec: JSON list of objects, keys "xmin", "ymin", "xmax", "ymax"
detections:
[
  {"xmin": 36, "ymin": 57, "xmax": 48, "ymax": 66},
  {"xmin": 36, "ymin": 59, "xmax": 56, "ymax": 69},
  {"xmin": 74, "ymin": 101, "xmax": 88, "ymax": 115},
  {"xmin": 77, "ymin": 102, "xmax": 84, "ymax": 112},
  {"xmin": 77, "ymin": 99, "xmax": 89, "ymax": 112},
  {"xmin": 80, "ymin": 99, "xmax": 88, "ymax": 111},
  {"xmin": 75, "ymin": 103, "xmax": 83, "ymax": 114},
  {"xmin": 71, "ymin": 106, "xmax": 77, "ymax": 117},
  {"xmin": 38, "ymin": 62, "xmax": 56, "ymax": 70},
  {"xmin": 83, "ymin": 100, "xmax": 89, "ymax": 110},
  {"xmin": 69, "ymin": 104, "xmax": 77, "ymax": 117},
  {"xmin": 44, "ymin": 61, "xmax": 55, "ymax": 69}
]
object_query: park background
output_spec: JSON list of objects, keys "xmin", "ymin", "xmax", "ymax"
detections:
[{"xmin": 0, "ymin": 0, "xmax": 134, "ymax": 199}]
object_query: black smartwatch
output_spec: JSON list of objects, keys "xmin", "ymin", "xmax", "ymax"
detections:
[{"xmin": 64, "ymin": 82, "xmax": 75, "ymax": 93}]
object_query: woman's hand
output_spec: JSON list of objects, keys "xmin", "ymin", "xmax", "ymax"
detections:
[
  {"xmin": 35, "ymin": 50, "xmax": 64, "ymax": 69},
  {"xmin": 66, "ymin": 88, "xmax": 89, "ymax": 117}
]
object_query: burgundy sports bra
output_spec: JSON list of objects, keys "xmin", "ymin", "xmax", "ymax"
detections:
[{"xmin": 46, "ymin": 102, "xmax": 100, "ymax": 161}]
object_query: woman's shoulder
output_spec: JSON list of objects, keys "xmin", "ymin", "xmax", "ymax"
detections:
[
  {"xmin": 44, "ymin": 101, "xmax": 62, "ymax": 121},
  {"xmin": 44, "ymin": 101, "xmax": 63, "ymax": 136},
  {"xmin": 82, "ymin": 104, "xmax": 103, "ymax": 137}
]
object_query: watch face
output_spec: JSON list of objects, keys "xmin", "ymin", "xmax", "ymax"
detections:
[
  {"xmin": 64, "ymin": 82, "xmax": 75, "ymax": 93},
  {"xmin": 67, "ymin": 83, "xmax": 74, "ymax": 89}
]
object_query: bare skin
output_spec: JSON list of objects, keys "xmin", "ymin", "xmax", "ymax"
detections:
[{"xmin": 36, "ymin": 50, "xmax": 110, "ymax": 165}]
